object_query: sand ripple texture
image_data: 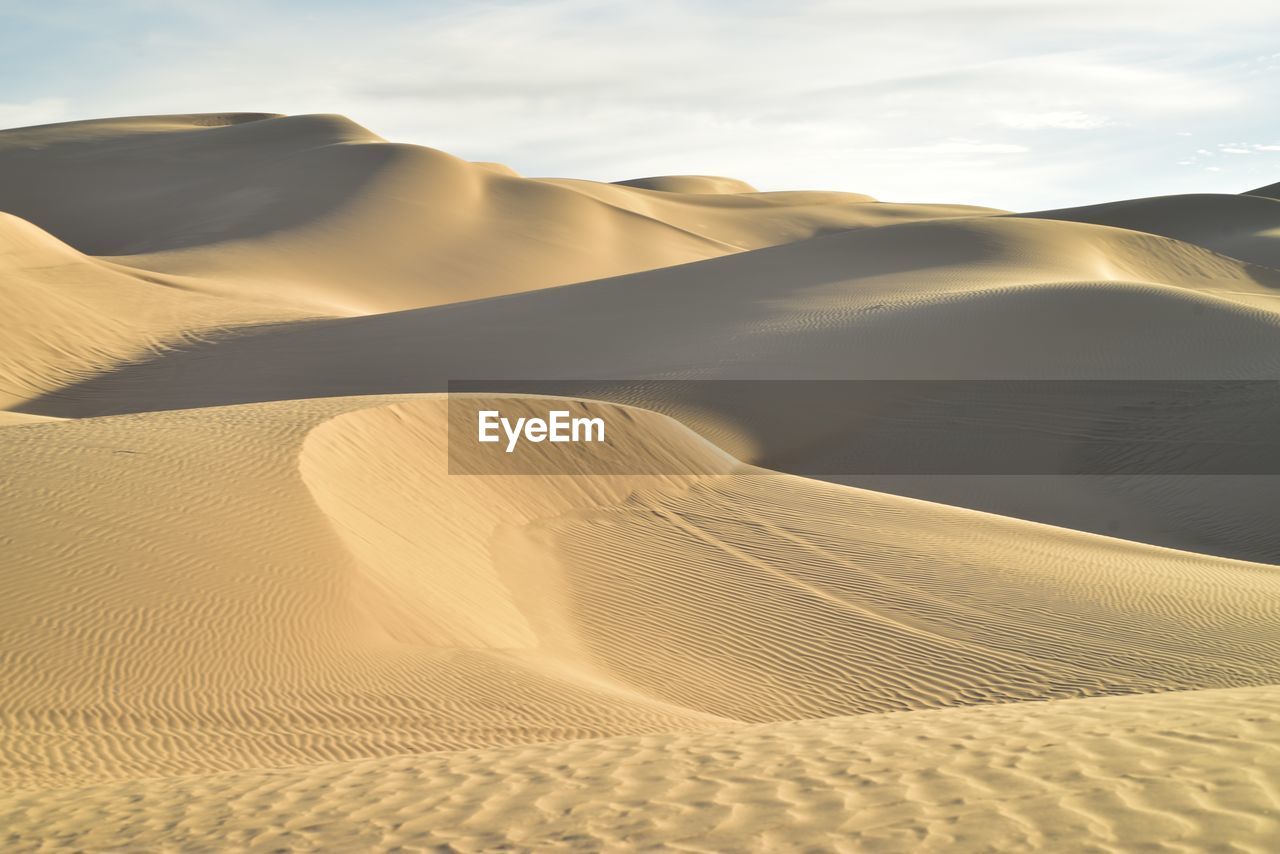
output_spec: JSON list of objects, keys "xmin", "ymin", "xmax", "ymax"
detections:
[
  {"xmin": 3, "ymin": 685, "xmax": 1278, "ymax": 852},
  {"xmin": 2, "ymin": 396, "xmax": 1278, "ymax": 796}
]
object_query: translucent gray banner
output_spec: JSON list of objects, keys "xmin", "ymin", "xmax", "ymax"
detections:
[{"xmin": 446, "ymin": 380, "xmax": 1280, "ymax": 475}]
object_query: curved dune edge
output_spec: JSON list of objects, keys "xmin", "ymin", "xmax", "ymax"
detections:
[
  {"xmin": 0, "ymin": 411, "xmax": 61, "ymax": 426},
  {"xmin": 4, "ymin": 394, "xmax": 1279, "ymax": 792},
  {"xmin": 296, "ymin": 396, "xmax": 740, "ymax": 650},
  {"xmin": 3, "ymin": 684, "xmax": 1277, "ymax": 852},
  {"xmin": 613, "ymin": 174, "xmax": 764, "ymax": 194}
]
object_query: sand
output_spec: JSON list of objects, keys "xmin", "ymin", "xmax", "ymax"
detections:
[
  {"xmin": 6, "ymin": 685, "xmax": 1278, "ymax": 851},
  {"xmin": 1020, "ymin": 192, "xmax": 1280, "ymax": 270},
  {"xmin": 1, "ymin": 112, "xmax": 1278, "ymax": 851},
  {"xmin": 0, "ymin": 113, "xmax": 997, "ymax": 315}
]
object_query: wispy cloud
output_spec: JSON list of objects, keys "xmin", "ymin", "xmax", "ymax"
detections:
[
  {"xmin": 895, "ymin": 139, "xmax": 1030, "ymax": 155},
  {"xmin": 997, "ymin": 111, "xmax": 1110, "ymax": 130}
]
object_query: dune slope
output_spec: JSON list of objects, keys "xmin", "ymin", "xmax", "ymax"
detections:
[
  {"xmin": 20, "ymin": 215, "xmax": 1280, "ymax": 415},
  {"xmin": 1020, "ymin": 193, "xmax": 1280, "ymax": 270},
  {"xmin": 2, "ymin": 395, "xmax": 1278, "ymax": 792},
  {"xmin": 0, "ymin": 212, "xmax": 294, "ymax": 411},
  {"xmin": 16, "ymin": 213, "xmax": 1280, "ymax": 561},
  {"xmin": 1246, "ymin": 180, "xmax": 1280, "ymax": 200}
]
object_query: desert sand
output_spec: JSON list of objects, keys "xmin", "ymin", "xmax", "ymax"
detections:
[
  {"xmin": 2, "ymin": 112, "xmax": 1278, "ymax": 851},
  {"xmin": 6, "ymin": 685, "xmax": 1278, "ymax": 851}
]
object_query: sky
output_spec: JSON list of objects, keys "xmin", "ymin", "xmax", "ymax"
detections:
[{"xmin": 1, "ymin": 0, "xmax": 1278, "ymax": 210}]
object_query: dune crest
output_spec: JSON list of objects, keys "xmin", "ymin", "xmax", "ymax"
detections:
[
  {"xmin": 614, "ymin": 174, "xmax": 762, "ymax": 193},
  {"xmin": 1245, "ymin": 180, "xmax": 1280, "ymax": 200}
]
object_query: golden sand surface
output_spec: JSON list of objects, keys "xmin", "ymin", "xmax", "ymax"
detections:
[{"xmin": 2, "ymin": 113, "xmax": 1278, "ymax": 850}]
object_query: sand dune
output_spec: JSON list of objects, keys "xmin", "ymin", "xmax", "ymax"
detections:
[
  {"xmin": 0, "ymin": 397, "xmax": 725, "ymax": 790},
  {"xmin": 18, "ymin": 215, "xmax": 1280, "ymax": 417},
  {"xmin": 13, "ymin": 209, "xmax": 1280, "ymax": 561},
  {"xmin": 2, "ymin": 395, "xmax": 1279, "ymax": 794},
  {"xmin": 0, "ymin": 212, "xmax": 294, "ymax": 411},
  {"xmin": 613, "ymin": 173, "xmax": 764, "ymax": 193},
  {"xmin": 1246, "ymin": 180, "xmax": 1280, "ymax": 200},
  {"xmin": 2, "ymin": 112, "xmax": 1279, "ymax": 850},
  {"xmin": 5, "ymin": 685, "xmax": 1277, "ymax": 852},
  {"xmin": 0, "ymin": 113, "xmax": 996, "ymax": 314},
  {"xmin": 1021, "ymin": 192, "xmax": 1280, "ymax": 270}
]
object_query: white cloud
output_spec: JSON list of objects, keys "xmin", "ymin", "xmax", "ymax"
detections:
[
  {"xmin": 997, "ymin": 111, "xmax": 1110, "ymax": 130},
  {"xmin": 897, "ymin": 139, "xmax": 1029, "ymax": 155}
]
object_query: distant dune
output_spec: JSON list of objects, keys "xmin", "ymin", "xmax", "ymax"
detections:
[
  {"xmin": 613, "ymin": 174, "xmax": 764, "ymax": 193},
  {"xmin": 1245, "ymin": 180, "xmax": 1280, "ymax": 200},
  {"xmin": 1019, "ymin": 192, "xmax": 1280, "ymax": 270},
  {"xmin": 0, "ymin": 113, "xmax": 996, "ymax": 314},
  {"xmin": 2, "ymin": 113, "xmax": 1278, "ymax": 851}
]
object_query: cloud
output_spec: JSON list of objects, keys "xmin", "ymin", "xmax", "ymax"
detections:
[
  {"xmin": 997, "ymin": 111, "xmax": 1110, "ymax": 130},
  {"xmin": 1215, "ymin": 142, "xmax": 1280, "ymax": 154},
  {"xmin": 896, "ymin": 139, "xmax": 1029, "ymax": 155}
]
